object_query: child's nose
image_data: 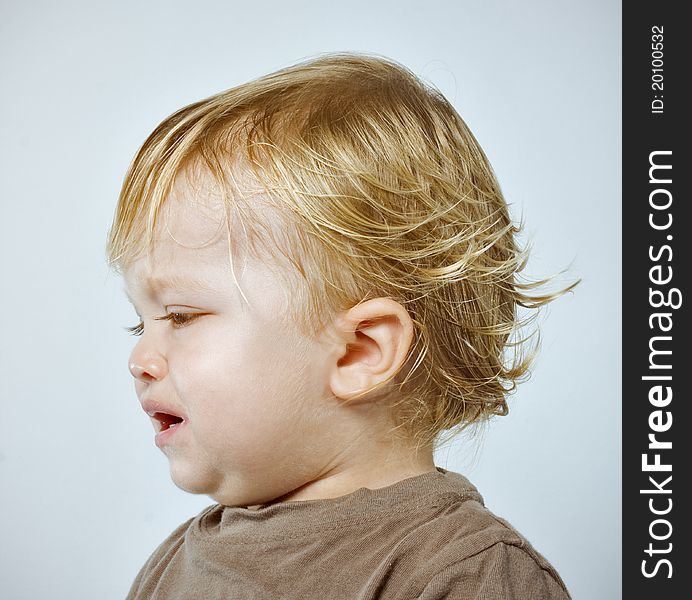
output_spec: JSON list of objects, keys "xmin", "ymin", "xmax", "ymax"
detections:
[{"xmin": 128, "ymin": 351, "xmax": 167, "ymax": 382}]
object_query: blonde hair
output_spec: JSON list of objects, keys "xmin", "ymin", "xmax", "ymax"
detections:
[{"xmin": 106, "ymin": 52, "xmax": 580, "ymax": 452}]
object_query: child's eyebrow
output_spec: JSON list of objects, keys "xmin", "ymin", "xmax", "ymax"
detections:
[{"xmin": 124, "ymin": 274, "xmax": 217, "ymax": 302}]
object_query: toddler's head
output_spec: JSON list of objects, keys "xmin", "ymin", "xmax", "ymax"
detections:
[{"xmin": 107, "ymin": 53, "xmax": 577, "ymax": 507}]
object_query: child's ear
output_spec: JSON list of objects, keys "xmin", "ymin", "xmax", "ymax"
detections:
[{"xmin": 328, "ymin": 298, "xmax": 414, "ymax": 403}]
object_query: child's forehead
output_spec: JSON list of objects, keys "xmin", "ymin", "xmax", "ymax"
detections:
[
  {"xmin": 157, "ymin": 193, "xmax": 228, "ymax": 250},
  {"xmin": 162, "ymin": 170, "xmax": 227, "ymax": 237},
  {"xmin": 161, "ymin": 159, "xmax": 277, "ymax": 242},
  {"xmin": 120, "ymin": 158, "xmax": 294, "ymax": 300},
  {"xmin": 122, "ymin": 192, "xmax": 233, "ymax": 298},
  {"xmin": 120, "ymin": 239, "xmax": 242, "ymax": 307}
]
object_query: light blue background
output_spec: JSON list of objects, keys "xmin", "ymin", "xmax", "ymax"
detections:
[{"xmin": 0, "ymin": 1, "xmax": 620, "ymax": 598}]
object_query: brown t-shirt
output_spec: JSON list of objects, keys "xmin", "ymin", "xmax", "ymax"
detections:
[{"xmin": 126, "ymin": 467, "xmax": 571, "ymax": 599}]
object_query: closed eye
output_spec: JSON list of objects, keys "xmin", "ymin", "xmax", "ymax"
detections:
[{"xmin": 124, "ymin": 313, "xmax": 200, "ymax": 336}]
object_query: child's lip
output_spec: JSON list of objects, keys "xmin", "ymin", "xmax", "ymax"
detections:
[
  {"xmin": 140, "ymin": 399, "xmax": 188, "ymax": 432},
  {"xmin": 154, "ymin": 419, "xmax": 187, "ymax": 448}
]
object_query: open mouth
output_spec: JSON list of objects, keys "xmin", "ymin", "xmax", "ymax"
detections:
[{"xmin": 152, "ymin": 412, "xmax": 185, "ymax": 432}]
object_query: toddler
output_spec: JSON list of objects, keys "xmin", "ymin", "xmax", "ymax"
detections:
[{"xmin": 107, "ymin": 52, "xmax": 576, "ymax": 599}]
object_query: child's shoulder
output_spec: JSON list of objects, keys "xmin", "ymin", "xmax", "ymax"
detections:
[
  {"xmin": 409, "ymin": 473, "xmax": 551, "ymax": 562},
  {"xmin": 353, "ymin": 467, "xmax": 571, "ymax": 599},
  {"xmin": 403, "ymin": 485, "xmax": 571, "ymax": 598}
]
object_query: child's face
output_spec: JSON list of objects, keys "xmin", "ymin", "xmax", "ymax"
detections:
[{"xmin": 122, "ymin": 169, "xmax": 346, "ymax": 507}]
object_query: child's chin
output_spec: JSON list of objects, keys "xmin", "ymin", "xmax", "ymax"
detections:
[{"xmin": 168, "ymin": 462, "xmax": 216, "ymax": 497}]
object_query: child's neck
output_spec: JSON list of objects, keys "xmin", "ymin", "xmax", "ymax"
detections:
[{"xmin": 247, "ymin": 448, "xmax": 435, "ymax": 509}]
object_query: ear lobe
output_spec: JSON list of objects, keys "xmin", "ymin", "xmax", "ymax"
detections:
[{"xmin": 328, "ymin": 299, "xmax": 414, "ymax": 403}]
